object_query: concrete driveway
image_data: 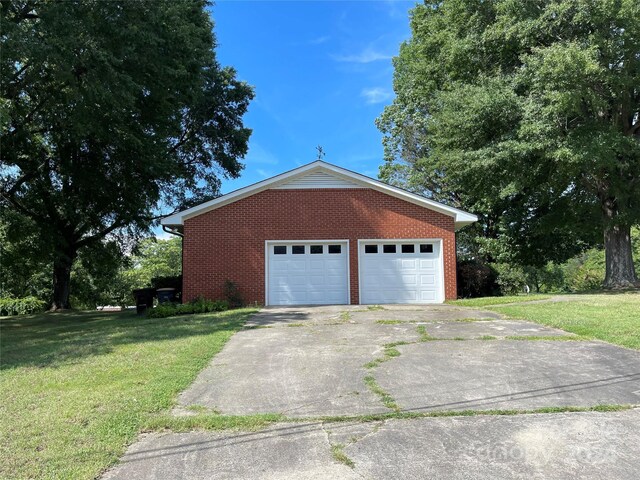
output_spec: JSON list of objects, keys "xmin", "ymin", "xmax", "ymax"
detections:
[{"xmin": 104, "ymin": 305, "xmax": 640, "ymax": 479}]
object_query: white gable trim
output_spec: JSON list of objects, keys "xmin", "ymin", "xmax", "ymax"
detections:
[{"xmin": 161, "ymin": 161, "xmax": 478, "ymax": 230}]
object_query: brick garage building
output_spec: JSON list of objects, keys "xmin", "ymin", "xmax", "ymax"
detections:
[{"xmin": 162, "ymin": 161, "xmax": 476, "ymax": 306}]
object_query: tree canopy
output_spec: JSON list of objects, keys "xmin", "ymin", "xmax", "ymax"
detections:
[
  {"xmin": 0, "ymin": 0, "xmax": 254, "ymax": 309},
  {"xmin": 124, "ymin": 237, "xmax": 182, "ymax": 289},
  {"xmin": 378, "ymin": 0, "xmax": 640, "ymax": 287}
]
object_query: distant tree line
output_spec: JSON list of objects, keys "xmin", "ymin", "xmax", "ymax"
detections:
[{"xmin": 0, "ymin": 219, "xmax": 182, "ymax": 309}]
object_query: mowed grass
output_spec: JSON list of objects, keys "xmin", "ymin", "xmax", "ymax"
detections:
[
  {"xmin": 0, "ymin": 308, "xmax": 257, "ymax": 479},
  {"xmin": 449, "ymin": 294, "xmax": 552, "ymax": 307},
  {"xmin": 490, "ymin": 293, "xmax": 640, "ymax": 350}
]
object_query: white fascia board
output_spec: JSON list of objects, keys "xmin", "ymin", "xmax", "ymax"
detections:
[{"xmin": 161, "ymin": 160, "xmax": 478, "ymax": 228}]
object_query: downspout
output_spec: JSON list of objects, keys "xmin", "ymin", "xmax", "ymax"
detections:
[
  {"xmin": 454, "ymin": 228, "xmax": 458, "ymax": 300},
  {"xmin": 162, "ymin": 225, "xmax": 183, "ymax": 238}
]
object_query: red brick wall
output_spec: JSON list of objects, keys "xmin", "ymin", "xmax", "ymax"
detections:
[{"xmin": 182, "ymin": 188, "xmax": 457, "ymax": 304}]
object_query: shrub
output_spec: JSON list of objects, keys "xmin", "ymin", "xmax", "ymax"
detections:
[
  {"xmin": 223, "ymin": 280, "xmax": 243, "ymax": 308},
  {"xmin": 214, "ymin": 300, "xmax": 229, "ymax": 311},
  {"xmin": 0, "ymin": 296, "xmax": 47, "ymax": 315},
  {"xmin": 456, "ymin": 260, "xmax": 499, "ymax": 298},
  {"xmin": 494, "ymin": 263, "xmax": 528, "ymax": 295},
  {"xmin": 175, "ymin": 303, "xmax": 195, "ymax": 315},
  {"xmin": 146, "ymin": 296, "xmax": 229, "ymax": 319},
  {"xmin": 189, "ymin": 297, "xmax": 229, "ymax": 314},
  {"xmin": 146, "ymin": 303, "xmax": 178, "ymax": 319},
  {"xmin": 562, "ymin": 248, "xmax": 605, "ymax": 292}
]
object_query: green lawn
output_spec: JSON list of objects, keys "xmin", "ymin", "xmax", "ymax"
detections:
[
  {"xmin": 449, "ymin": 294, "xmax": 552, "ymax": 307},
  {"xmin": 0, "ymin": 308, "xmax": 257, "ymax": 480},
  {"xmin": 487, "ymin": 293, "xmax": 639, "ymax": 350}
]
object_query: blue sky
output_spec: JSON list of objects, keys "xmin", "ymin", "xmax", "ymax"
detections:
[{"xmin": 212, "ymin": 0, "xmax": 414, "ymax": 190}]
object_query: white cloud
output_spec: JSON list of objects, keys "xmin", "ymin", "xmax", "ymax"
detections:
[
  {"xmin": 331, "ymin": 47, "xmax": 393, "ymax": 64},
  {"xmin": 244, "ymin": 142, "xmax": 279, "ymax": 165},
  {"xmin": 256, "ymin": 168, "xmax": 273, "ymax": 179},
  {"xmin": 340, "ymin": 151, "xmax": 380, "ymax": 164},
  {"xmin": 361, "ymin": 87, "xmax": 393, "ymax": 104},
  {"xmin": 309, "ymin": 35, "xmax": 330, "ymax": 45},
  {"xmin": 380, "ymin": 0, "xmax": 412, "ymax": 19}
]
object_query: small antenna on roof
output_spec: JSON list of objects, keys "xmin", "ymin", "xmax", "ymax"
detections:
[{"xmin": 316, "ymin": 145, "xmax": 325, "ymax": 161}]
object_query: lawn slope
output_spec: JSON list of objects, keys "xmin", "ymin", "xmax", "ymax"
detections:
[
  {"xmin": 489, "ymin": 293, "xmax": 639, "ymax": 350},
  {"xmin": 0, "ymin": 308, "xmax": 255, "ymax": 479}
]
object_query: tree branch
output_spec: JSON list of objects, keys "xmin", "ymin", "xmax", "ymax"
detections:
[
  {"xmin": 1, "ymin": 97, "xmax": 49, "ymax": 145},
  {"xmin": 0, "ymin": 170, "xmax": 35, "ymax": 198},
  {"xmin": 0, "ymin": 190, "xmax": 46, "ymax": 222},
  {"xmin": 10, "ymin": 62, "xmax": 30, "ymax": 83},
  {"xmin": 7, "ymin": 1, "xmax": 39, "ymax": 24},
  {"xmin": 75, "ymin": 219, "xmax": 129, "ymax": 249},
  {"xmin": 0, "ymin": 165, "xmax": 51, "ymax": 221},
  {"xmin": 168, "ymin": 118, "xmax": 197, "ymax": 154}
]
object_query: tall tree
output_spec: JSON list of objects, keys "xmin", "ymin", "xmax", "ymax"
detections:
[
  {"xmin": 378, "ymin": 0, "xmax": 640, "ymax": 287},
  {"xmin": 1, "ymin": 0, "xmax": 254, "ymax": 309}
]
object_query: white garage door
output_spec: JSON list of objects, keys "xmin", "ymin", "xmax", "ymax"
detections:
[
  {"xmin": 359, "ymin": 240, "xmax": 443, "ymax": 304},
  {"xmin": 267, "ymin": 242, "xmax": 349, "ymax": 305}
]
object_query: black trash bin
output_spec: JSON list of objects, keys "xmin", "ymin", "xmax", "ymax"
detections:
[
  {"xmin": 132, "ymin": 287, "xmax": 156, "ymax": 315},
  {"xmin": 156, "ymin": 288, "xmax": 176, "ymax": 304}
]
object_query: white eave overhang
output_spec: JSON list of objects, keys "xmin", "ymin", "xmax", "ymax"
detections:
[{"xmin": 161, "ymin": 161, "xmax": 478, "ymax": 231}]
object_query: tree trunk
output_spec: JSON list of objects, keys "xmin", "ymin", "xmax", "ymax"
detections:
[
  {"xmin": 603, "ymin": 223, "xmax": 638, "ymax": 289},
  {"xmin": 50, "ymin": 248, "xmax": 76, "ymax": 310}
]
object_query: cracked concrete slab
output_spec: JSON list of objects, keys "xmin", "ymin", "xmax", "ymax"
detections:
[
  {"xmin": 376, "ymin": 340, "xmax": 640, "ymax": 412},
  {"xmin": 322, "ymin": 420, "xmax": 384, "ymax": 447},
  {"xmin": 178, "ymin": 322, "xmax": 420, "ymax": 416},
  {"xmin": 245, "ymin": 306, "xmax": 348, "ymax": 327},
  {"xmin": 346, "ymin": 410, "xmax": 640, "ymax": 480},
  {"xmin": 245, "ymin": 304, "xmax": 501, "ymax": 327},
  {"xmin": 181, "ymin": 306, "xmax": 639, "ymax": 416},
  {"xmin": 349, "ymin": 307, "xmax": 503, "ymax": 323},
  {"xmin": 102, "ymin": 423, "xmax": 361, "ymax": 480},
  {"xmin": 423, "ymin": 319, "xmax": 572, "ymax": 338},
  {"xmin": 102, "ymin": 410, "xmax": 640, "ymax": 480}
]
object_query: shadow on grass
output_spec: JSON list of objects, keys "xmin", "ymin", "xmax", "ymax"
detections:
[{"xmin": 0, "ymin": 309, "xmax": 252, "ymax": 370}]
